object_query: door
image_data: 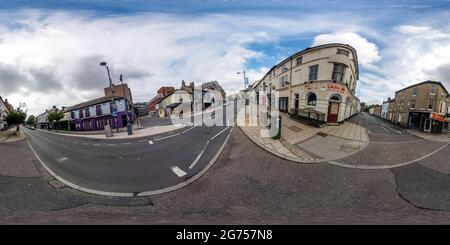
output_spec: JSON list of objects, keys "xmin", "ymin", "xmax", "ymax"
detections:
[
  {"xmin": 294, "ymin": 94, "xmax": 299, "ymax": 110},
  {"xmin": 424, "ymin": 119, "xmax": 431, "ymax": 133},
  {"xmin": 327, "ymin": 102, "xmax": 340, "ymax": 123}
]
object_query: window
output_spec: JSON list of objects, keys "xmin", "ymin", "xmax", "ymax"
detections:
[
  {"xmin": 79, "ymin": 109, "xmax": 84, "ymax": 119},
  {"xmin": 412, "ymin": 87, "xmax": 417, "ymax": 96},
  {"xmin": 431, "ymin": 85, "xmax": 437, "ymax": 95},
  {"xmin": 332, "ymin": 63, "xmax": 346, "ymax": 82},
  {"xmin": 110, "ymin": 102, "xmax": 117, "ymax": 114},
  {"xmin": 279, "ymin": 75, "xmax": 289, "ymax": 87},
  {"xmin": 279, "ymin": 97, "xmax": 288, "ymax": 112},
  {"xmin": 400, "ymin": 102, "xmax": 404, "ymax": 109},
  {"xmin": 428, "ymin": 99, "xmax": 434, "ymax": 109},
  {"xmin": 439, "ymin": 101, "xmax": 446, "ymax": 114},
  {"xmin": 296, "ymin": 56, "xmax": 303, "ymax": 65},
  {"xmin": 410, "ymin": 101, "xmax": 415, "ymax": 109},
  {"xmin": 309, "ymin": 65, "xmax": 319, "ymax": 81},
  {"xmin": 96, "ymin": 105, "xmax": 102, "ymax": 116},
  {"xmin": 85, "ymin": 108, "xmax": 90, "ymax": 118},
  {"xmin": 337, "ymin": 49, "xmax": 350, "ymax": 56},
  {"xmin": 307, "ymin": 93, "xmax": 317, "ymax": 106},
  {"xmin": 70, "ymin": 111, "xmax": 75, "ymax": 119}
]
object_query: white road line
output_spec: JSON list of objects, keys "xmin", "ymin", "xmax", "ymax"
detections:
[
  {"xmin": 182, "ymin": 126, "xmax": 196, "ymax": 134},
  {"xmin": 137, "ymin": 139, "xmax": 147, "ymax": 143},
  {"xmin": 122, "ymin": 142, "xmax": 131, "ymax": 145},
  {"xmin": 154, "ymin": 133, "xmax": 181, "ymax": 141},
  {"xmin": 189, "ymin": 140, "xmax": 210, "ymax": 169},
  {"xmin": 210, "ymin": 127, "xmax": 229, "ymax": 141},
  {"xmin": 170, "ymin": 166, "xmax": 187, "ymax": 177},
  {"xmin": 380, "ymin": 125, "xmax": 390, "ymax": 133},
  {"xmin": 107, "ymin": 144, "xmax": 115, "ymax": 146},
  {"xmin": 93, "ymin": 143, "xmax": 101, "ymax": 146}
]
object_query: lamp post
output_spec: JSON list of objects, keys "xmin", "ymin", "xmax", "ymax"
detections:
[
  {"xmin": 100, "ymin": 61, "xmax": 118, "ymax": 133},
  {"xmin": 120, "ymin": 74, "xmax": 133, "ymax": 135},
  {"xmin": 236, "ymin": 70, "xmax": 248, "ymax": 90}
]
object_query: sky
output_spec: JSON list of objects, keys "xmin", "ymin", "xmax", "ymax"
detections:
[{"xmin": 1, "ymin": 0, "xmax": 450, "ymax": 116}]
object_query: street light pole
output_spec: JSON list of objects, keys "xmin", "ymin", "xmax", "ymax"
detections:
[
  {"xmin": 120, "ymin": 74, "xmax": 133, "ymax": 135},
  {"xmin": 100, "ymin": 61, "xmax": 119, "ymax": 134}
]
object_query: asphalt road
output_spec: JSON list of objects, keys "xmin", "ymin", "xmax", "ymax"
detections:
[{"xmin": 25, "ymin": 123, "xmax": 231, "ymax": 194}]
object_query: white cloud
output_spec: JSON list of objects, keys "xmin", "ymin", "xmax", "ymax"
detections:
[{"xmin": 312, "ymin": 32, "xmax": 381, "ymax": 65}]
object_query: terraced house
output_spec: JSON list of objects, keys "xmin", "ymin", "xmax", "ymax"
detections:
[
  {"xmin": 392, "ymin": 80, "xmax": 449, "ymax": 133},
  {"xmin": 251, "ymin": 43, "xmax": 360, "ymax": 125}
]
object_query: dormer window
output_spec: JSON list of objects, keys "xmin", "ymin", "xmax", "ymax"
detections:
[{"xmin": 337, "ymin": 49, "xmax": 350, "ymax": 56}]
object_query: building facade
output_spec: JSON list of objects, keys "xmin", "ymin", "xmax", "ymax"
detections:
[
  {"xmin": 134, "ymin": 102, "xmax": 150, "ymax": 117},
  {"xmin": 67, "ymin": 96, "xmax": 130, "ymax": 131},
  {"xmin": 0, "ymin": 97, "xmax": 10, "ymax": 129},
  {"xmin": 251, "ymin": 43, "xmax": 360, "ymax": 124},
  {"xmin": 392, "ymin": 80, "xmax": 449, "ymax": 133},
  {"xmin": 381, "ymin": 98, "xmax": 394, "ymax": 120},
  {"xmin": 148, "ymin": 86, "xmax": 175, "ymax": 115}
]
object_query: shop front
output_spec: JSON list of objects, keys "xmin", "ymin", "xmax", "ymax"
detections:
[{"xmin": 409, "ymin": 111, "xmax": 448, "ymax": 133}]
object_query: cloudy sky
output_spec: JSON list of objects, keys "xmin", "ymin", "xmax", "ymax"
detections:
[{"xmin": 1, "ymin": 0, "xmax": 450, "ymax": 116}]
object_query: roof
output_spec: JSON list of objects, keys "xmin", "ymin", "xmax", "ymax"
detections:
[
  {"xmin": 66, "ymin": 96, "xmax": 124, "ymax": 111},
  {"xmin": 395, "ymin": 80, "xmax": 449, "ymax": 95}
]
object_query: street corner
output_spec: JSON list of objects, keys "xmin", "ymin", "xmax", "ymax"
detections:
[{"xmin": 240, "ymin": 116, "xmax": 370, "ymax": 165}]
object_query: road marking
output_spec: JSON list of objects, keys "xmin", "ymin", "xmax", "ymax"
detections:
[
  {"xmin": 122, "ymin": 142, "xmax": 131, "ymax": 145},
  {"xmin": 182, "ymin": 126, "xmax": 196, "ymax": 134},
  {"xmin": 137, "ymin": 139, "xmax": 147, "ymax": 143},
  {"xmin": 148, "ymin": 140, "xmax": 154, "ymax": 145},
  {"xmin": 170, "ymin": 166, "xmax": 187, "ymax": 177},
  {"xmin": 55, "ymin": 157, "xmax": 68, "ymax": 163},
  {"xmin": 107, "ymin": 143, "xmax": 115, "ymax": 146},
  {"xmin": 93, "ymin": 143, "xmax": 101, "ymax": 146},
  {"xmin": 210, "ymin": 127, "xmax": 229, "ymax": 140},
  {"xmin": 154, "ymin": 133, "xmax": 181, "ymax": 141},
  {"xmin": 82, "ymin": 143, "xmax": 89, "ymax": 146},
  {"xmin": 189, "ymin": 140, "xmax": 210, "ymax": 169}
]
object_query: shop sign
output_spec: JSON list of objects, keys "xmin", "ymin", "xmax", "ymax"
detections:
[
  {"xmin": 431, "ymin": 113, "xmax": 448, "ymax": 122},
  {"xmin": 327, "ymin": 84, "xmax": 346, "ymax": 93}
]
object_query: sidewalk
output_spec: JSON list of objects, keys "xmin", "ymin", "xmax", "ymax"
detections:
[
  {"xmin": 241, "ymin": 116, "xmax": 369, "ymax": 163},
  {"xmin": 36, "ymin": 124, "xmax": 186, "ymax": 139},
  {"xmin": 406, "ymin": 129, "xmax": 450, "ymax": 142},
  {"xmin": 0, "ymin": 127, "xmax": 26, "ymax": 143}
]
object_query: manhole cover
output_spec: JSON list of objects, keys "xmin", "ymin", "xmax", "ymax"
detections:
[{"xmin": 317, "ymin": 132, "xmax": 328, "ymax": 137}]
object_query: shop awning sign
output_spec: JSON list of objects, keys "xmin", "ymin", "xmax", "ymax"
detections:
[{"xmin": 327, "ymin": 84, "xmax": 346, "ymax": 93}]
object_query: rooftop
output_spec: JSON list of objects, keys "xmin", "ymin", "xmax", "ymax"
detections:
[{"xmin": 66, "ymin": 96, "xmax": 124, "ymax": 112}]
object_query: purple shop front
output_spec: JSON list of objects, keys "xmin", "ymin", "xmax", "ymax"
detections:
[{"xmin": 72, "ymin": 111, "xmax": 128, "ymax": 131}]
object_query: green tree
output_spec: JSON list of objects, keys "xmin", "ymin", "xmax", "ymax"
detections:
[
  {"xmin": 26, "ymin": 115, "xmax": 36, "ymax": 126},
  {"xmin": 48, "ymin": 111, "xmax": 64, "ymax": 131},
  {"xmin": 5, "ymin": 110, "xmax": 27, "ymax": 134}
]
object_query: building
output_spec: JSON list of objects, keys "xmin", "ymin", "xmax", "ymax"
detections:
[
  {"xmin": 392, "ymin": 80, "xmax": 449, "ymax": 133},
  {"xmin": 148, "ymin": 86, "xmax": 175, "ymax": 115},
  {"xmin": 104, "ymin": 84, "xmax": 133, "ymax": 105},
  {"xmin": 202, "ymin": 81, "xmax": 226, "ymax": 103},
  {"xmin": 134, "ymin": 102, "xmax": 149, "ymax": 117},
  {"xmin": 388, "ymin": 98, "xmax": 396, "ymax": 121},
  {"xmin": 0, "ymin": 97, "xmax": 12, "ymax": 129},
  {"xmin": 67, "ymin": 96, "xmax": 130, "ymax": 131},
  {"xmin": 156, "ymin": 90, "xmax": 192, "ymax": 118},
  {"xmin": 251, "ymin": 43, "xmax": 360, "ymax": 124},
  {"xmin": 368, "ymin": 104, "xmax": 381, "ymax": 117},
  {"xmin": 381, "ymin": 98, "xmax": 395, "ymax": 120}
]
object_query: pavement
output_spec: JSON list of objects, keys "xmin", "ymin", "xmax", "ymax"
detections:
[
  {"xmin": 0, "ymin": 127, "xmax": 26, "ymax": 143},
  {"xmin": 240, "ymin": 114, "xmax": 368, "ymax": 163}
]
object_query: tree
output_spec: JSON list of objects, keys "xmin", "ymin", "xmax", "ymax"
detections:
[
  {"xmin": 26, "ymin": 115, "xmax": 36, "ymax": 126},
  {"xmin": 5, "ymin": 110, "xmax": 27, "ymax": 134},
  {"xmin": 48, "ymin": 111, "xmax": 64, "ymax": 131}
]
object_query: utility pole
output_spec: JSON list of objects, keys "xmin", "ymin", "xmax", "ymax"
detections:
[{"xmin": 120, "ymin": 74, "xmax": 133, "ymax": 136}]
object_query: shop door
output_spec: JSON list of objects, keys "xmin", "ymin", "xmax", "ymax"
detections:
[
  {"xmin": 424, "ymin": 119, "xmax": 431, "ymax": 133},
  {"xmin": 327, "ymin": 102, "xmax": 340, "ymax": 123}
]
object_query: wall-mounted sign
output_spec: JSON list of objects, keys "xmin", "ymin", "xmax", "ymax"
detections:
[
  {"xmin": 431, "ymin": 113, "xmax": 447, "ymax": 122},
  {"xmin": 327, "ymin": 84, "xmax": 346, "ymax": 93}
]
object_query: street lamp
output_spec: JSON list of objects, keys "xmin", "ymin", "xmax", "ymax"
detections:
[
  {"xmin": 100, "ymin": 61, "xmax": 118, "ymax": 133},
  {"xmin": 120, "ymin": 74, "xmax": 133, "ymax": 136}
]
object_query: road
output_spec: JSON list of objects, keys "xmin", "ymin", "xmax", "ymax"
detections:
[{"xmin": 25, "ymin": 119, "xmax": 231, "ymax": 195}]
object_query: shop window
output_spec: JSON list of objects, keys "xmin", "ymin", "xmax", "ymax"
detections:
[
  {"xmin": 332, "ymin": 63, "xmax": 346, "ymax": 82},
  {"xmin": 307, "ymin": 93, "xmax": 317, "ymax": 106},
  {"xmin": 309, "ymin": 65, "xmax": 319, "ymax": 81}
]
